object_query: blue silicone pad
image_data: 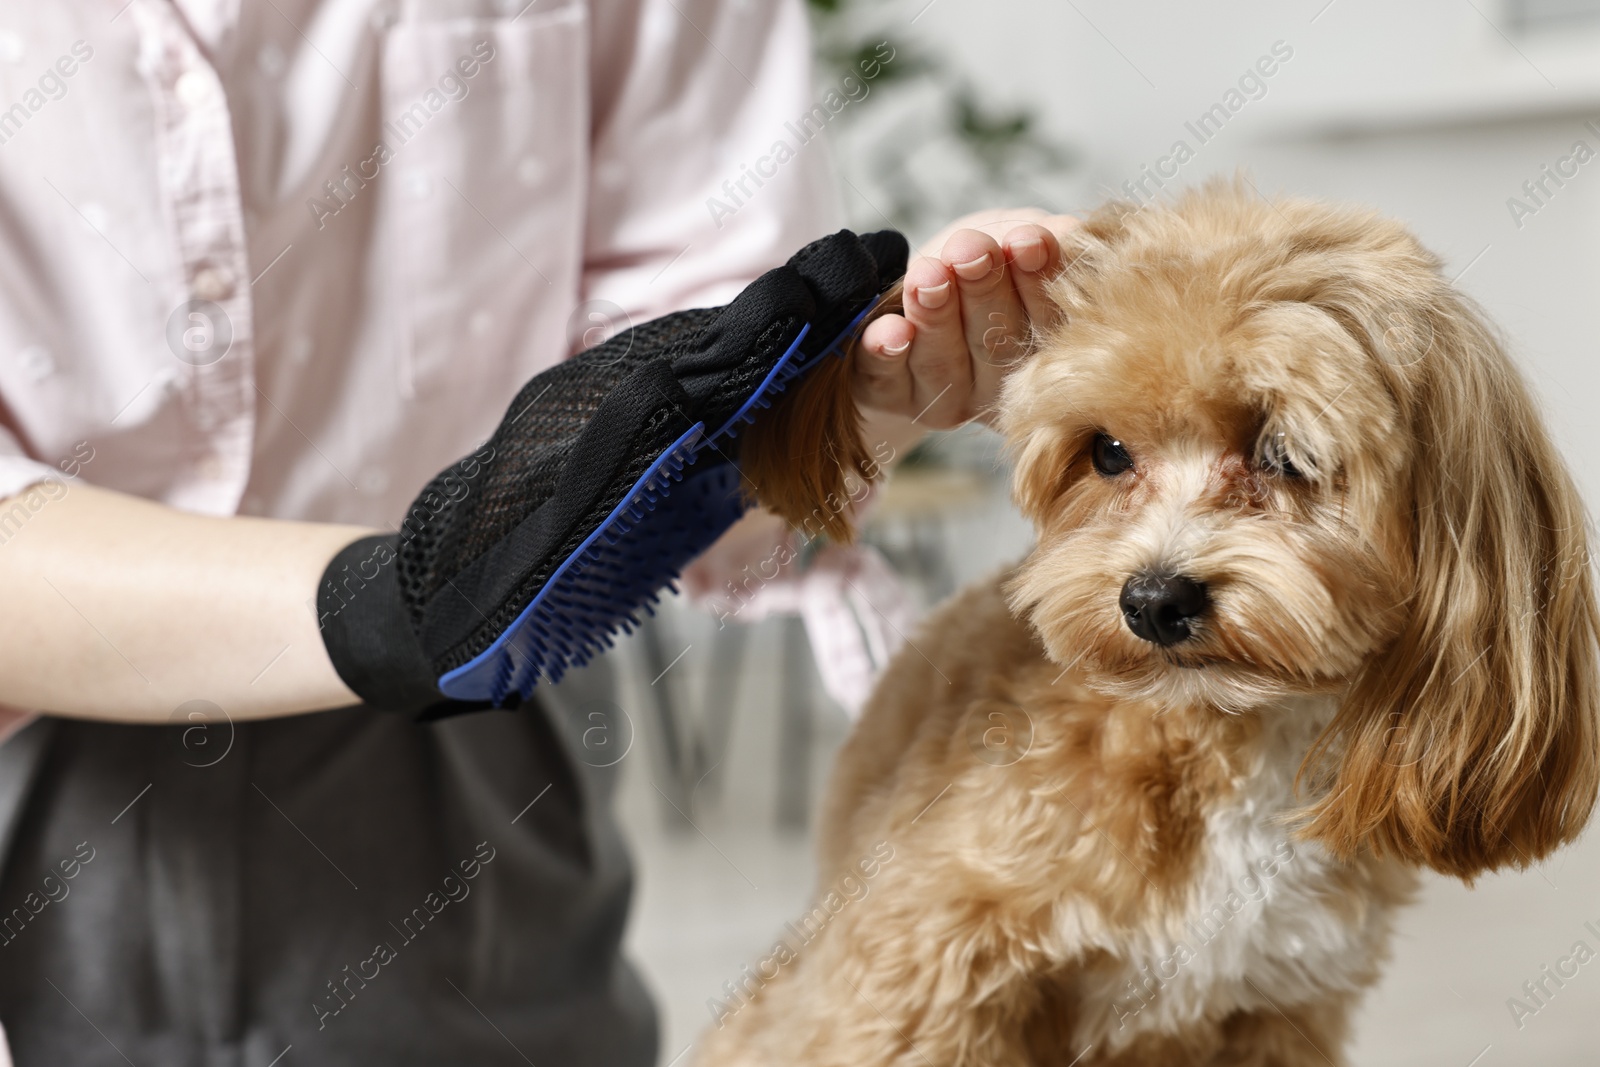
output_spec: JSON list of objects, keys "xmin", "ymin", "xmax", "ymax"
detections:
[{"xmin": 437, "ymin": 302, "xmax": 878, "ymax": 704}]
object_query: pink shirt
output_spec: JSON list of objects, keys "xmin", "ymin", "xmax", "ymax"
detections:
[
  {"xmin": 0, "ymin": 0, "xmax": 840, "ymax": 758},
  {"xmin": 0, "ymin": 0, "xmax": 838, "ymax": 520}
]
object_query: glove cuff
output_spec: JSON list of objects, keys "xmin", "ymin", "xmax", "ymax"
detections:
[{"xmin": 317, "ymin": 534, "xmax": 453, "ymax": 717}]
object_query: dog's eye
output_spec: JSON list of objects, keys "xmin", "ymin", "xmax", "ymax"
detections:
[
  {"xmin": 1259, "ymin": 432, "xmax": 1305, "ymax": 479},
  {"xmin": 1091, "ymin": 433, "xmax": 1134, "ymax": 477}
]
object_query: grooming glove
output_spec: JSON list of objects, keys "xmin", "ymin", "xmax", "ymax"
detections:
[{"xmin": 317, "ymin": 228, "xmax": 908, "ymax": 717}]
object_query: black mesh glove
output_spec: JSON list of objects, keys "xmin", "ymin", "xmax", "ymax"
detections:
[{"xmin": 317, "ymin": 228, "xmax": 909, "ymax": 717}]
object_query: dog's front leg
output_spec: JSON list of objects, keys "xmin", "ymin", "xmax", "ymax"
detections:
[{"xmin": 694, "ymin": 875, "xmax": 1061, "ymax": 1067}]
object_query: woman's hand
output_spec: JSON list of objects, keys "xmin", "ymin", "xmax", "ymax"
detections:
[{"xmin": 853, "ymin": 209, "xmax": 1079, "ymax": 429}]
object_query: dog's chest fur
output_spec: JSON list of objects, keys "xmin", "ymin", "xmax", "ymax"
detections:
[{"xmin": 1068, "ymin": 696, "xmax": 1410, "ymax": 1050}]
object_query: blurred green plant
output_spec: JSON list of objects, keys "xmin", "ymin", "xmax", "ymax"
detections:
[{"xmin": 806, "ymin": 0, "xmax": 1080, "ymax": 237}]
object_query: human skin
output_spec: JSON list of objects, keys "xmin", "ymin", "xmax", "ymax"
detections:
[{"xmin": 855, "ymin": 212, "xmax": 1080, "ymax": 429}]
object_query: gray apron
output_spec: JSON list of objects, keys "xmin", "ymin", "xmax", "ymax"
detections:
[{"xmin": 0, "ymin": 665, "xmax": 656, "ymax": 1067}]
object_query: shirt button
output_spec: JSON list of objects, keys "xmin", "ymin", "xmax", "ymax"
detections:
[
  {"xmin": 257, "ymin": 43, "xmax": 286, "ymax": 78},
  {"xmin": 199, "ymin": 453, "xmax": 227, "ymax": 481},
  {"xmin": 516, "ymin": 157, "xmax": 543, "ymax": 186},
  {"xmin": 359, "ymin": 468, "xmax": 389, "ymax": 494},
  {"xmin": 17, "ymin": 344, "xmax": 54, "ymax": 381},
  {"xmin": 175, "ymin": 69, "xmax": 214, "ymax": 110},
  {"xmin": 192, "ymin": 266, "xmax": 235, "ymax": 302},
  {"xmin": 404, "ymin": 172, "xmax": 432, "ymax": 200}
]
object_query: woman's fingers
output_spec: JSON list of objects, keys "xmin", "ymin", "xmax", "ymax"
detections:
[
  {"xmin": 854, "ymin": 313, "xmax": 915, "ymax": 415},
  {"xmin": 939, "ymin": 228, "xmax": 1029, "ymax": 424},
  {"xmin": 851, "ymin": 210, "xmax": 1080, "ymax": 428},
  {"xmin": 899, "ymin": 254, "xmax": 971, "ymax": 428},
  {"xmin": 915, "ymin": 207, "xmax": 1051, "ymax": 259},
  {"xmin": 1002, "ymin": 222, "xmax": 1065, "ymax": 336}
]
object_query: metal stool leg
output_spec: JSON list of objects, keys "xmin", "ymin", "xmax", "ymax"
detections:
[
  {"xmin": 694, "ymin": 622, "xmax": 749, "ymax": 806},
  {"xmin": 636, "ymin": 615, "xmax": 694, "ymax": 830},
  {"xmin": 775, "ymin": 615, "xmax": 813, "ymax": 830}
]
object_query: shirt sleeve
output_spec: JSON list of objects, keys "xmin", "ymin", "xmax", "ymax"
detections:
[
  {"xmin": 581, "ymin": 0, "xmax": 845, "ymax": 326},
  {"xmin": 0, "ymin": 423, "xmax": 60, "ymax": 503}
]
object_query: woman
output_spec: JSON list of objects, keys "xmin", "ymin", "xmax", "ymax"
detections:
[{"xmin": 0, "ymin": 1, "xmax": 1071, "ymax": 1063}]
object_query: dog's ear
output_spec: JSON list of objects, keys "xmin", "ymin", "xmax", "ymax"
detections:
[
  {"xmin": 1302, "ymin": 283, "xmax": 1600, "ymax": 878},
  {"xmin": 740, "ymin": 281, "xmax": 904, "ymax": 542}
]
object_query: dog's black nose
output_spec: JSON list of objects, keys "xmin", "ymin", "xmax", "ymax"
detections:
[{"xmin": 1120, "ymin": 573, "xmax": 1208, "ymax": 646}]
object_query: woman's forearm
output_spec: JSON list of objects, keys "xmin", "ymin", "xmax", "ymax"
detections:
[{"xmin": 0, "ymin": 481, "xmax": 373, "ymax": 722}]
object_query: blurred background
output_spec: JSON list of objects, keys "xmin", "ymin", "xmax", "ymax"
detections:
[{"xmin": 594, "ymin": 1, "xmax": 1600, "ymax": 1063}]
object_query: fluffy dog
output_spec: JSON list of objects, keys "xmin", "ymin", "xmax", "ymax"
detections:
[{"xmin": 719, "ymin": 182, "xmax": 1599, "ymax": 1065}]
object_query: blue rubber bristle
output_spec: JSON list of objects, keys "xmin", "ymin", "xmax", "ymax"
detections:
[{"xmin": 438, "ymin": 299, "xmax": 883, "ymax": 704}]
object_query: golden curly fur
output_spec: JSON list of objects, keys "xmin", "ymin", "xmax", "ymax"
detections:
[{"xmin": 702, "ymin": 182, "xmax": 1600, "ymax": 1066}]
